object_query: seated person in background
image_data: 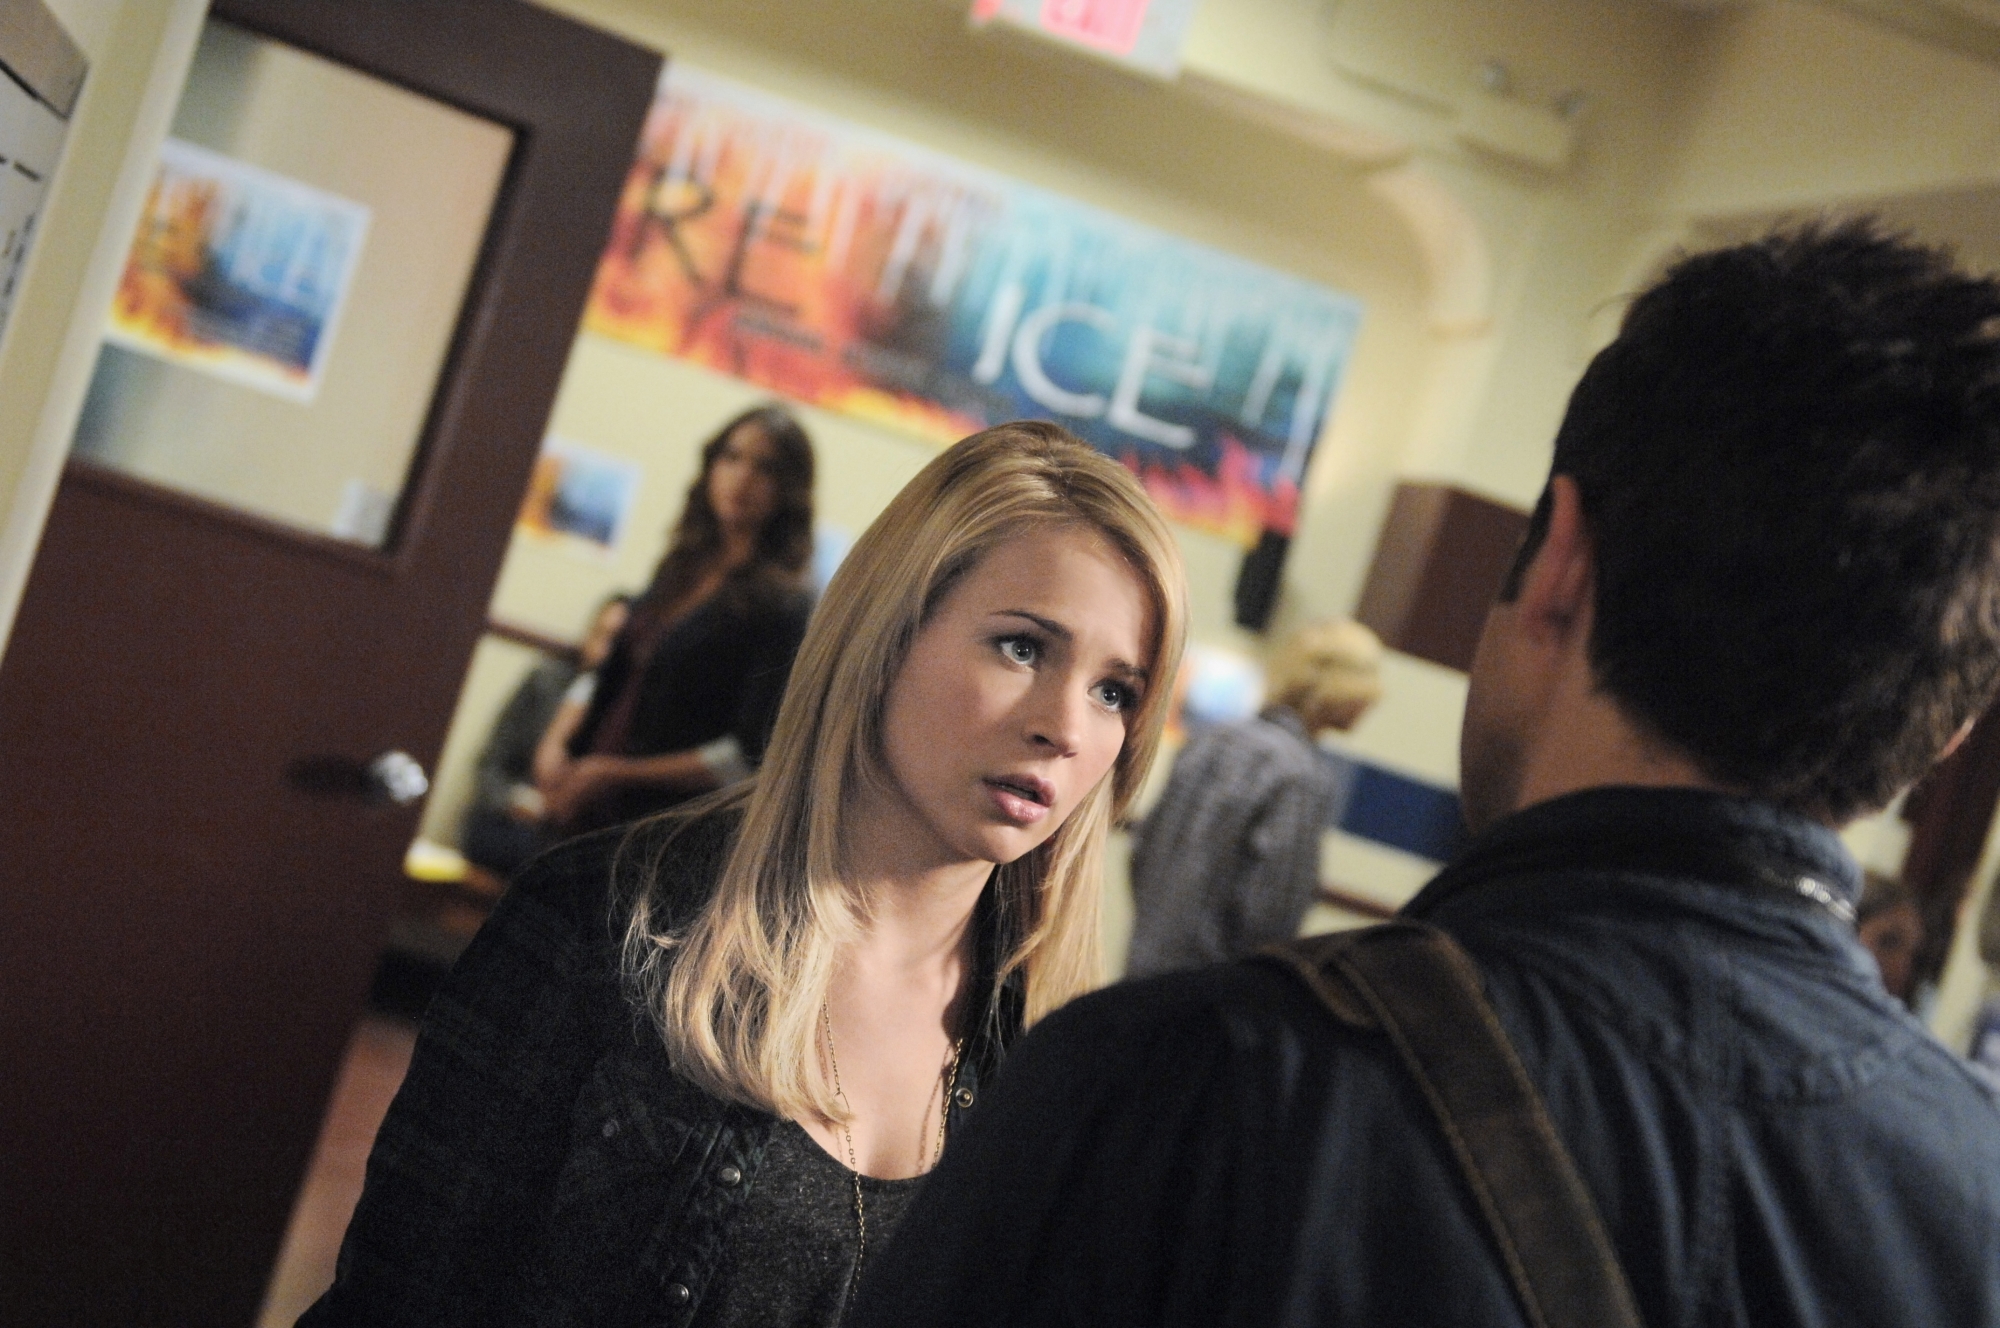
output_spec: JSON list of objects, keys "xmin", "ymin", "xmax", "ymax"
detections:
[
  {"xmin": 458, "ymin": 594, "xmax": 628, "ymax": 877},
  {"xmin": 850, "ymin": 222, "xmax": 2000, "ymax": 1328},
  {"xmin": 535, "ymin": 404, "xmax": 815, "ymax": 835},
  {"xmin": 1124, "ymin": 619, "xmax": 1382, "ymax": 977},
  {"xmin": 1856, "ymin": 870, "xmax": 1925, "ymax": 1008}
]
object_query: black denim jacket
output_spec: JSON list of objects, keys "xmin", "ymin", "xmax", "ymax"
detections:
[
  {"xmin": 302, "ymin": 812, "xmax": 1020, "ymax": 1328},
  {"xmin": 852, "ymin": 787, "xmax": 2000, "ymax": 1328}
]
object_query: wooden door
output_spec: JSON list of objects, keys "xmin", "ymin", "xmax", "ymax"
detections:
[{"xmin": 0, "ymin": 3, "xmax": 659, "ymax": 1324}]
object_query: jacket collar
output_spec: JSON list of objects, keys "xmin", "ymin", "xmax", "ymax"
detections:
[{"xmin": 1405, "ymin": 785, "xmax": 1862, "ymax": 928}]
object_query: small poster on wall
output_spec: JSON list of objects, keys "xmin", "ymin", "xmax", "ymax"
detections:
[
  {"xmin": 105, "ymin": 138, "xmax": 371, "ymax": 403},
  {"xmin": 583, "ymin": 64, "xmax": 1362, "ymax": 548},
  {"xmin": 517, "ymin": 437, "xmax": 643, "ymax": 559}
]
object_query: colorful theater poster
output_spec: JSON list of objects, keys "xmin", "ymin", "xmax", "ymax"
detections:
[
  {"xmin": 106, "ymin": 138, "xmax": 370, "ymax": 403},
  {"xmin": 584, "ymin": 66, "xmax": 1362, "ymax": 546}
]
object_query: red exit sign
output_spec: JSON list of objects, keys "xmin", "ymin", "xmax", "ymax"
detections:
[{"xmin": 971, "ymin": 0, "xmax": 1199, "ymax": 76}]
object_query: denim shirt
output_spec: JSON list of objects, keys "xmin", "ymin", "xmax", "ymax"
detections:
[
  {"xmin": 851, "ymin": 787, "xmax": 2000, "ymax": 1328},
  {"xmin": 302, "ymin": 813, "xmax": 1017, "ymax": 1328}
]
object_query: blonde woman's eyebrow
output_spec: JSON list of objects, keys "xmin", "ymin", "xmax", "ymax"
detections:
[{"xmin": 993, "ymin": 609, "xmax": 1071, "ymax": 640}]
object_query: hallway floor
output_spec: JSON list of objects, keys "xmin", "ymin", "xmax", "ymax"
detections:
[{"xmin": 257, "ymin": 1015, "xmax": 417, "ymax": 1327}]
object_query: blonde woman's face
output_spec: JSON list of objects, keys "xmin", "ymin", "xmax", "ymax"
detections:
[{"xmin": 876, "ymin": 525, "xmax": 1153, "ymax": 869}]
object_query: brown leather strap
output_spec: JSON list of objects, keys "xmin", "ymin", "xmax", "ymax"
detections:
[{"xmin": 1265, "ymin": 923, "xmax": 1645, "ymax": 1328}]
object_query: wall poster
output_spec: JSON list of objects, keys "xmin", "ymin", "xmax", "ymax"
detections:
[
  {"xmin": 106, "ymin": 138, "xmax": 371, "ymax": 403},
  {"xmin": 584, "ymin": 65, "xmax": 1362, "ymax": 547},
  {"xmin": 516, "ymin": 437, "xmax": 643, "ymax": 559}
]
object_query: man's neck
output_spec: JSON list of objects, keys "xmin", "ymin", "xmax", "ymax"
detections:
[{"xmin": 1510, "ymin": 661, "xmax": 1724, "ymax": 819}]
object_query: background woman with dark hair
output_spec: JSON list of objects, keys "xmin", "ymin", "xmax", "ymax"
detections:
[{"xmin": 534, "ymin": 404, "xmax": 816, "ymax": 834}]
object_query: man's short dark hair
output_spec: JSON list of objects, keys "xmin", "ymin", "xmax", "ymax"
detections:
[{"xmin": 1503, "ymin": 220, "xmax": 2000, "ymax": 822}]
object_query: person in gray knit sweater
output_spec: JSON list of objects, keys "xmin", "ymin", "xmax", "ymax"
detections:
[{"xmin": 1125, "ymin": 620, "xmax": 1382, "ymax": 978}]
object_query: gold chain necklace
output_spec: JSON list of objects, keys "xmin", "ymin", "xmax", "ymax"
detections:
[{"xmin": 819, "ymin": 1000, "xmax": 965, "ymax": 1306}]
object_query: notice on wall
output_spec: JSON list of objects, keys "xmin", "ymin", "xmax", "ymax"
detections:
[
  {"xmin": 583, "ymin": 64, "xmax": 1361, "ymax": 547},
  {"xmin": 0, "ymin": 1, "xmax": 85, "ymax": 349},
  {"xmin": 105, "ymin": 139, "xmax": 371, "ymax": 403}
]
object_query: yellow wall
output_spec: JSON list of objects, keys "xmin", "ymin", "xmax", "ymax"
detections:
[
  {"xmin": 422, "ymin": 0, "xmax": 1712, "ymax": 841},
  {"xmin": 421, "ymin": 0, "xmax": 2000, "ymax": 959},
  {"xmin": 0, "ymin": 0, "xmax": 1969, "ymax": 993},
  {"xmin": 430, "ymin": 0, "xmax": 1693, "ymax": 850},
  {"xmin": 425, "ymin": 0, "xmax": 1451, "ymax": 844}
]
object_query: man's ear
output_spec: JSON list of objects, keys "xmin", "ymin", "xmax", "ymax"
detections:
[{"xmin": 1511, "ymin": 475, "xmax": 1594, "ymax": 647}]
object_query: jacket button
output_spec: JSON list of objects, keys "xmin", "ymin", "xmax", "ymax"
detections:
[
  {"xmin": 953, "ymin": 1086, "xmax": 975, "ymax": 1109},
  {"xmin": 665, "ymin": 1282, "xmax": 692, "ymax": 1306},
  {"xmin": 717, "ymin": 1164, "xmax": 742, "ymax": 1187},
  {"xmin": 601, "ymin": 1119, "xmax": 619, "ymax": 1139}
]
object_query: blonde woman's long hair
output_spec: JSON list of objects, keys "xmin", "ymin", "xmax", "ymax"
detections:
[{"xmin": 622, "ymin": 420, "xmax": 1188, "ymax": 1122}]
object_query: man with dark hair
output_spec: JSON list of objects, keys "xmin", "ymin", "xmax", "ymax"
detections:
[{"xmin": 849, "ymin": 222, "xmax": 2000, "ymax": 1328}]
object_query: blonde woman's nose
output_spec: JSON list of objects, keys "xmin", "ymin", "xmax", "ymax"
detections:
[{"xmin": 1024, "ymin": 681, "xmax": 1086, "ymax": 758}]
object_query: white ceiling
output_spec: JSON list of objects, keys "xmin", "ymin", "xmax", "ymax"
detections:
[
  {"xmin": 1635, "ymin": 0, "xmax": 2000, "ymax": 64},
  {"xmin": 1801, "ymin": 0, "xmax": 2000, "ymax": 64}
]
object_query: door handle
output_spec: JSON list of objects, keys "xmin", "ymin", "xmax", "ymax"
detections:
[{"xmin": 286, "ymin": 750, "xmax": 431, "ymax": 805}]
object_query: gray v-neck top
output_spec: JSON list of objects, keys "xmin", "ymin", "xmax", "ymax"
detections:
[{"xmin": 692, "ymin": 1119, "xmax": 925, "ymax": 1328}]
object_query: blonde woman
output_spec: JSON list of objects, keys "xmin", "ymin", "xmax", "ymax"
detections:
[{"xmin": 303, "ymin": 421, "xmax": 1188, "ymax": 1328}]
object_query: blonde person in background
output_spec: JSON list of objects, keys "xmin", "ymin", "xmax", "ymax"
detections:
[
  {"xmin": 1124, "ymin": 619, "xmax": 1383, "ymax": 978},
  {"xmin": 301, "ymin": 422, "xmax": 1187, "ymax": 1328}
]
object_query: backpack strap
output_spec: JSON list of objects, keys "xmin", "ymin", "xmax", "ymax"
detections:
[{"xmin": 1261, "ymin": 922, "xmax": 1644, "ymax": 1328}]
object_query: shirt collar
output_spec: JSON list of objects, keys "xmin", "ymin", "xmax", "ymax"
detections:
[{"xmin": 1404, "ymin": 785, "xmax": 1862, "ymax": 925}]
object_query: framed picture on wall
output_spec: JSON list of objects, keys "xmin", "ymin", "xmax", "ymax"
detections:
[
  {"xmin": 105, "ymin": 138, "xmax": 372, "ymax": 404},
  {"xmin": 516, "ymin": 436, "xmax": 642, "ymax": 558}
]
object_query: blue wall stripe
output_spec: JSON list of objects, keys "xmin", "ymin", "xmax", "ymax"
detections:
[{"xmin": 1322, "ymin": 751, "xmax": 1465, "ymax": 863}]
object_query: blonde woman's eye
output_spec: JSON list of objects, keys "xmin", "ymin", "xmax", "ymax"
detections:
[
  {"xmin": 1092, "ymin": 680, "xmax": 1135, "ymax": 712},
  {"xmin": 997, "ymin": 635, "xmax": 1039, "ymax": 666}
]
